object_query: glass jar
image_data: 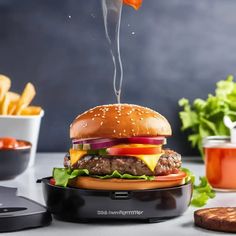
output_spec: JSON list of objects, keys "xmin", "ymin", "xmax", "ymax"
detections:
[{"xmin": 203, "ymin": 136, "xmax": 236, "ymax": 191}]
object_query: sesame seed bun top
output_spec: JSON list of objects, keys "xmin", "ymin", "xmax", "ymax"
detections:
[{"xmin": 70, "ymin": 104, "xmax": 172, "ymax": 139}]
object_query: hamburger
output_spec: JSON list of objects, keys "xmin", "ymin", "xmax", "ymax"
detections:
[{"xmin": 52, "ymin": 104, "xmax": 187, "ymax": 190}]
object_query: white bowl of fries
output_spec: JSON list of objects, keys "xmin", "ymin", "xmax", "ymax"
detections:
[{"xmin": 0, "ymin": 75, "xmax": 44, "ymax": 167}]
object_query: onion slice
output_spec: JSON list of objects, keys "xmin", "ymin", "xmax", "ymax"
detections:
[
  {"xmin": 72, "ymin": 137, "xmax": 166, "ymax": 150},
  {"xmin": 126, "ymin": 137, "xmax": 166, "ymax": 145},
  {"xmin": 73, "ymin": 138, "xmax": 123, "ymax": 150}
]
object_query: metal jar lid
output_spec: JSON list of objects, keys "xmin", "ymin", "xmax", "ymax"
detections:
[{"xmin": 203, "ymin": 136, "xmax": 236, "ymax": 148}]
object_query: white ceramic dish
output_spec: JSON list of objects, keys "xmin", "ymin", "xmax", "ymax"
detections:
[{"xmin": 0, "ymin": 111, "xmax": 44, "ymax": 167}]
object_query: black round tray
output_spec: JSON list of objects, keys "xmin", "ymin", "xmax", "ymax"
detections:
[{"xmin": 42, "ymin": 178, "xmax": 192, "ymax": 223}]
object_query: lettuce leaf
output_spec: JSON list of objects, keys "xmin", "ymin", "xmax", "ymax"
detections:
[
  {"xmin": 191, "ymin": 176, "xmax": 216, "ymax": 207},
  {"xmin": 181, "ymin": 167, "xmax": 195, "ymax": 184},
  {"xmin": 178, "ymin": 75, "xmax": 236, "ymax": 156},
  {"xmin": 53, "ymin": 168, "xmax": 89, "ymax": 187},
  {"xmin": 53, "ymin": 168, "xmax": 154, "ymax": 187},
  {"xmin": 181, "ymin": 168, "xmax": 215, "ymax": 207},
  {"xmin": 94, "ymin": 170, "xmax": 154, "ymax": 180}
]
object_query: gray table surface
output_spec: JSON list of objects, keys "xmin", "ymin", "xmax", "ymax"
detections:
[{"xmin": 1, "ymin": 153, "xmax": 236, "ymax": 236}]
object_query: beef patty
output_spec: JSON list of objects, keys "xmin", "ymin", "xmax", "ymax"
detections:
[{"xmin": 64, "ymin": 149, "xmax": 181, "ymax": 176}]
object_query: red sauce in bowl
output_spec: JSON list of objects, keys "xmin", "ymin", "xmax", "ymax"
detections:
[{"xmin": 0, "ymin": 137, "xmax": 30, "ymax": 150}]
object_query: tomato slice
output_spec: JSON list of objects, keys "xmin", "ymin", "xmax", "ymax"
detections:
[
  {"xmin": 49, "ymin": 178, "xmax": 56, "ymax": 185},
  {"xmin": 107, "ymin": 144, "xmax": 162, "ymax": 155},
  {"xmin": 123, "ymin": 0, "xmax": 142, "ymax": 10},
  {"xmin": 0, "ymin": 137, "xmax": 18, "ymax": 149},
  {"xmin": 154, "ymin": 171, "xmax": 187, "ymax": 182}
]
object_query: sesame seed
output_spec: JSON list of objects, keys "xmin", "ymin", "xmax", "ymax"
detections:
[
  {"xmin": 119, "ymin": 133, "xmax": 122, "ymax": 136},
  {"xmin": 94, "ymin": 114, "xmax": 97, "ymax": 117},
  {"xmin": 92, "ymin": 118, "xmax": 95, "ymax": 121},
  {"xmin": 100, "ymin": 121, "xmax": 103, "ymax": 125},
  {"xmin": 113, "ymin": 130, "xmax": 116, "ymax": 133},
  {"xmin": 118, "ymin": 114, "xmax": 121, "ymax": 116},
  {"xmin": 89, "ymin": 110, "xmax": 93, "ymax": 113},
  {"xmin": 117, "ymin": 121, "xmax": 120, "ymax": 124},
  {"xmin": 115, "ymin": 116, "xmax": 118, "ymax": 119},
  {"xmin": 102, "ymin": 116, "xmax": 105, "ymax": 118},
  {"xmin": 140, "ymin": 118, "xmax": 144, "ymax": 120},
  {"xmin": 132, "ymin": 122, "xmax": 135, "ymax": 125},
  {"xmin": 131, "ymin": 118, "xmax": 134, "ymax": 121},
  {"xmin": 131, "ymin": 129, "xmax": 135, "ymax": 132},
  {"xmin": 123, "ymin": 129, "xmax": 126, "ymax": 132}
]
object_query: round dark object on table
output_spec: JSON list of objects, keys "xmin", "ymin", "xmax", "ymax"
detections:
[
  {"xmin": 0, "ymin": 141, "xmax": 31, "ymax": 180},
  {"xmin": 194, "ymin": 207, "xmax": 236, "ymax": 233}
]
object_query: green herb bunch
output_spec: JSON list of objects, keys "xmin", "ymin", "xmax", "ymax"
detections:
[{"xmin": 179, "ymin": 75, "xmax": 236, "ymax": 156}]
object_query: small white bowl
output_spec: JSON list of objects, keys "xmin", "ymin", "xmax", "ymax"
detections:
[{"xmin": 0, "ymin": 111, "xmax": 44, "ymax": 167}]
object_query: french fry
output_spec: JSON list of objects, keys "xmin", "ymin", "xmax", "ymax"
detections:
[
  {"xmin": 8, "ymin": 103, "xmax": 17, "ymax": 115},
  {"xmin": 7, "ymin": 92, "xmax": 20, "ymax": 115},
  {"xmin": 20, "ymin": 106, "xmax": 42, "ymax": 116},
  {"xmin": 0, "ymin": 93, "xmax": 10, "ymax": 115},
  {"xmin": 14, "ymin": 83, "xmax": 36, "ymax": 115},
  {"xmin": 7, "ymin": 91, "xmax": 20, "ymax": 102},
  {"xmin": 0, "ymin": 76, "xmax": 41, "ymax": 116},
  {"xmin": 0, "ymin": 75, "xmax": 11, "ymax": 102}
]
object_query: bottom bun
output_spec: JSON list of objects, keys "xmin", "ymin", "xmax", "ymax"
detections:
[{"xmin": 68, "ymin": 177, "xmax": 185, "ymax": 190}]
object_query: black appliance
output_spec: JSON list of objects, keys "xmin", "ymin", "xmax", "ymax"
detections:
[
  {"xmin": 42, "ymin": 178, "xmax": 192, "ymax": 223},
  {"xmin": 0, "ymin": 186, "xmax": 52, "ymax": 232}
]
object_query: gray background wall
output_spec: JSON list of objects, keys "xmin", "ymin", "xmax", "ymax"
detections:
[{"xmin": 0, "ymin": 0, "xmax": 236, "ymax": 155}]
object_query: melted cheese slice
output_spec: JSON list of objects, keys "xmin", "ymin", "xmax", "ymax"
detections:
[
  {"xmin": 70, "ymin": 149, "xmax": 87, "ymax": 166},
  {"xmin": 126, "ymin": 153, "xmax": 163, "ymax": 172},
  {"xmin": 69, "ymin": 148, "xmax": 162, "ymax": 172}
]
